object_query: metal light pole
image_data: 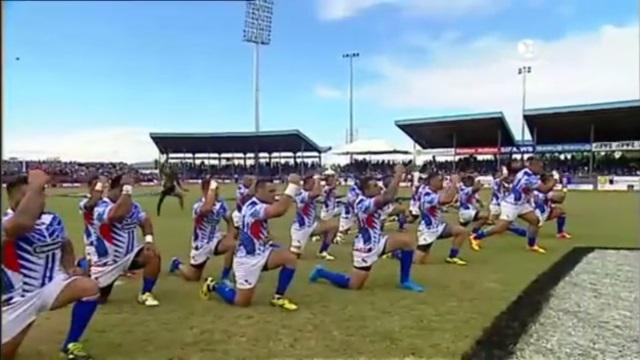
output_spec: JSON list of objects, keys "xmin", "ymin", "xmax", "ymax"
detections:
[
  {"xmin": 518, "ymin": 65, "xmax": 532, "ymax": 158},
  {"xmin": 342, "ymin": 52, "xmax": 359, "ymax": 144},
  {"xmin": 243, "ymin": 0, "xmax": 273, "ymax": 168}
]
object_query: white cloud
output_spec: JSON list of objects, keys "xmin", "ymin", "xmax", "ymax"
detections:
[
  {"xmin": 360, "ymin": 23, "xmax": 640, "ymax": 136},
  {"xmin": 314, "ymin": 84, "xmax": 344, "ymax": 99},
  {"xmin": 3, "ymin": 127, "xmax": 159, "ymax": 163},
  {"xmin": 316, "ymin": 0, "xmax": 509, "ymax": 20}
]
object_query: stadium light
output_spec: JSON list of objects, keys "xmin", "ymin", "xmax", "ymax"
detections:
[
  {"xmin": 342, "ymin": 52, "xmax": 359, "ymax": 145},
  {"xmin": 518, "ymin": 65, "xmax": 532, "ymax": 146},
  {"xmin": 243, "ymin": 0, "xmax": 274, "ymax": 133}
]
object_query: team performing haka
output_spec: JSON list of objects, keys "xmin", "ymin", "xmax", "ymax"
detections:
[{"xmin": 2, "ymin": 171, "xmax": 100, "ymax": 360}]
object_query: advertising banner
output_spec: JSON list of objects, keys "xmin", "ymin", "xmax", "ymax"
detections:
[{"xmin": 592, "ymin": 141, "xmax": 640, "ymax": 152}]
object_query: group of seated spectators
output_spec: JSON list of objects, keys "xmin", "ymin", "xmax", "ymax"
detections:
[{"xmin": 2, "ymin": 154, "xmax": 638, "ymax": 185}]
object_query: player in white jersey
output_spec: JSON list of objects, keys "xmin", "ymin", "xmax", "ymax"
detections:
[
  {"xmin": 458, "ymin": 175, "xmax": 489, "ymax": 234},
  {"xmin": 413, "ymin": 173, "xmax": 469, "ymax": 265},
  {"xmin": 408, "ymin": 178, "xmax": 427, "ymax": 222},
  {"xmin": 309, "ymin": 165, "xmax": 424, "ymax": 292},
  {"xmin": 169, "ymin": 177, "xmax": 237, "ymax": 285},
  {"xmin": 232, "ymin": 176, "xmax": 256, "ymax": 229},
  {"xmin": 533, "ymin": 174, "xmax": 572, "ymax": 239},
  {"xmin": 91, "ymin": 174, "xmax": 162, "ymax": 307},
  {"xmin": 488, "ymin": 172, "xmax": 506, "ymax": 223},
  {"xmin": 2, "ymin": 171, "xmax": 100, "ymax": 360},
  {"xmin": 335, "ymin": 183, "xmax": 361, "ymax": 243},
  {"xmin": 202, "ymin": 175, "xmax": 301, "ymax": 311},
  {"xmin": 290, "ymin": 174, "xmax": 339, "ymax": 260},
  {"xmin": 471, "ymin": 157, "xmax": 556, "ymax": 253},
  {"xmin": 319, "ymin": 170, "xmax": 340, "ymax": 220}
]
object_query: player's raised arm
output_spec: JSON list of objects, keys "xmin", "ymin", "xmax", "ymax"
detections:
[
  {"xmin": 263, "ymin": 174, "xmax": 301, "ymax": 219},
  {"xmin": 438, "ymin": 174, "xmax": 459, "ymax": 205},
  {"xmin": 373, "ymin": 164, "xmax": 404, "ymax": 208},
  {"xmin": 105, "ymin": 174, "xmax": 135, "ymax": 223},
  {"xmin": 197, "ymin": 178, "xmax": 219, "ymax": 216},
  {"xmin": 308, "ymin": 175, "xmax": 323, "ymax": 198},
  {"xmin": 536, "ymin": 173, "xmax": 557, "ymax": 193},
  {"xmin": 83, "ymin": 176, "xmax": 107, "ymax": 213},
  {"xmin": 2, "ymin": 170, "xmax": 49, "ymax": 241}
]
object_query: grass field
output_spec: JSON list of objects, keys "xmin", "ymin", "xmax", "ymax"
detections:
[{"xmin": 4, "ymin": 186, "xmax": 638, "ymax": 360}]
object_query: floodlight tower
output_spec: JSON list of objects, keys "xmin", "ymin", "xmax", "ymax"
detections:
[
  {"xmin": 517, "ymin": 40, "xmax": 535, "ymax": 146},
  {"xmin": 342, "ymin": 52, "xmax": 359, "ymax": 144},
  {"xmin": 243, "ymin": 0, "xmax": 274, "ymax": 133}
]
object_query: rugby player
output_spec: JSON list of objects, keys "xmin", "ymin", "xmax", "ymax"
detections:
[
  {"xmin": 413, "ymin": 173, "xmax": 469, "ymax": 265},
  {"xmin": 534, "ymin": 174, "xmax": 572, "ymax": 239},
  {"xmin": 309, "ymin": 165, "xmax": 424, "ymax": 292},
  {"xmin": 202, "ymin": 175, "xmax": 301, "ymax": 310},
  {"xmin": 471, "ymin": 157, "xmax": 556, "ymax": 253},
  {"xmin": 76, "ymin": 175, "xmax": 107, "ymax": 272},
  {"xmin": 458, "ymin": 174, "xmax": 489, "ymax": 235},
  {"xmin": 2, "ymin": 170, "xmax": 100, "ymax": 360},
  {"xmin": 290, "ymin": 174, "xmax": 339, "ymax": 261},
  {"xmin": 335, "ymin": 182, "xmax": 361, "ymax": 244},
  {"xmin": 232, "ymin": 175, "xmax": 256, "ymax": 229},
  {"xmin": 91, "ymin": 174, "xmax": 162, "ymax": 306},
  {"xmin": 169, "ymin": 177, "xmax": 236, "ymax": 285}
]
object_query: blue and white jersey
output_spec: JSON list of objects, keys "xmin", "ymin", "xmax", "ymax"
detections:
[
  {"xmin": 504, "ymin": 169, "xmax": 541, "ymax": 206},
  {"xmin": 341, "ymin": 185, "xmax": 362, "ymax": 218},
  {"xmin": 533, "ymin": 190, "xmax": 551, "ymax": 214},
  {"xmin": 458, "ymin": 185, "xmax": 478, "ymax": 211},
  {"xmin": 419, "ymin": 188, "xmax": 443, "ymax": 230},
  {"xmin": 293, "ymin": 191, "xmax": 317, "ymax": 230},
  {"xmin": 235, "ymin": 184, "xmax": 250, "ymax": 213},
  {"xmin": 79, "ymin": 197, "xmax": 97, "ymax": 249},
  {"xmin": 490, "ymin": 179, "xmax": 502, "ymax": 205},
  {"xmin": 410, "ymin": 184, "xmax": 426, "ymax": 206},
  {"xmin": 92, "ymin": 198, "xmax": 147, "ymax": 266},
  {"xmin": 2, "ymin": 210, "xmax": 66, "ymax": 305},
  {"xmin": 353, "ymin": 195, "xmax": 385, "ymax": 252},
  {"xmin": 322, "ymin": 185, "xmax": 337, "ymax": 214},
  {"xmin": 236, "ymin": 198, "xmax": 271, "ymax": 258},
  {"xmin": 192, "ymin": 197, "xmax": 229, "ymax": 249}
]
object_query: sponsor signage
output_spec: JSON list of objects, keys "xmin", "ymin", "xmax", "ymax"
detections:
[
  {"xmin": 535, "ymin": 143, "xmax": 591, "ymax": 153},
  {"xmin": 592, "ymin": 141, "xmax": 640, "ymax": 152},
  {"xmin": 455, "ymin": 147, "xmax": 499, "ymax": 155}
]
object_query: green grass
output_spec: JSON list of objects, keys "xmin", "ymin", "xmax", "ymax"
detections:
[{"xmin": 5, "ymin": 186, "xmax": 638, "ymax": 360}]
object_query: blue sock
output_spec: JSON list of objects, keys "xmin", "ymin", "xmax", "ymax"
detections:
[
  {"xmin": 399, "ymin": 250, "xmax": 413, "ymax": 284},
  {"xmin": 61, "ymin": 299, "xmax": 98, "ymax": 350},
  {"xmin": 393, "ymin": 249, "xmax": 402, "ymax": 260},
  {"xmin": 527, "ymin": 233, "xmax": 537, "ymax": 247},
  {"xmin": 508, "ymin": 224, "xmax": 528, "ymax": 237},
  {"xmin": 214, "ymin": 282, "xmax": 236, "ymax": 304},
  {"xmin": 319, "ymin": 238, "xmax": 331, "ymax": 253},
  {"xmin": 317, "ymin": 268, "xmax": 350, "ymax": 289},
  {"xmin": 142, "ymin": 277, "xmax": 156, "ymax": 293},
  {"xmin": 556, "ymin": 215, "xmax": 566, "ymax": 234},
  {"xmin": 474, "ymin": 229, "xmax": 487, "ymax": 240},
  {"xmin": 398, "ymin": 214, "xmax": 407, "ymax": 230},
  {"xmin": 275, "ymin": 266, "xmax": 296, "ymax": 296},
  {"xmin": 471, "ymin": 226, "xmax": 482, "ymax": 234},
  {"xmin": 221, "ymin": 266, "xmax": 232, "ymax": 280},
  {"xmin": 448, "ymin": 248, "xmax": 460, "ymax": 258}
]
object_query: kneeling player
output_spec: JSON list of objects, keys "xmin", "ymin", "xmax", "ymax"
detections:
[
  {"xmin": 458, "ymin": 175, "xmax": 489, "ymax": 235},
  {"xmin": 203, "ymin": 175, "xmax": 302, "ymax": 310},
  {"xmin": 2, "ymin": 171, "xmax": 100, "ymax": 360},
  {"xmin": 309, "ymin": 165, "xmax": 424, "ymax": 292},
  {"xmin": 169, "ymin": 177, "xmax": 236, "ymax": 285},
  {"xmin": 413, "ymin": 173, "xmax": 469, "ymax": 265},
  {"xmin": 290, "ymin": 174, "xmax": 338, "ymax": 260},
  {"xmin": 534, "ymin": 175, "xmax": 571, "ymax": 239},
  {"xmin": 232, "ymin": 175, "xmax": 256, "ymax": 230},
  {"xmin": 335, "ymin": 183, "xmax": 361, "ymax": 244},
  {"xmin": 91, "ymin": 174, "xmax": 162, "ymax": 307}
]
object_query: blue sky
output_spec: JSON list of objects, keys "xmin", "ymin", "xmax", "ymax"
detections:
[{"xmin": 3, "ymin": 0, "xmax": 638, "ymax": 161}]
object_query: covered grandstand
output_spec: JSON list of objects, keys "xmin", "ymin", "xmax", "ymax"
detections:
[{"xmin": 149, "ymin": 129, "xmax": 330, "ymax": 175}]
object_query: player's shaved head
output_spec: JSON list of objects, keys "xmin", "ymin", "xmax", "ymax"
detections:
[
  {"xmin": 254, "ymin": 178, "xmax": 276, "ymax": 204},
  {"xmin": 6, "ymin": 176, "xmax": 29, "ymax": 209}
]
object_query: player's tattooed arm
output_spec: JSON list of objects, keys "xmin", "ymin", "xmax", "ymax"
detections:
[
  {"xmin": 61, "ymin": 237, "xmax": 84, "ymax": 276},
  {"xmin": 107, "ymin": 175, "xmax": 135, "ymax": 222},
  {"xmin": 139, "ymin": 216, "xmax": 154, "ymax": 237},
  {"xmin": 536, "ymin": 173, "xmax": 557, "ymax": 194},
  {"xmin": 264, "ymin": 174, "xmax": 300, "ymax": 219},
  {"xmin": 375, "ymin": 164, "xmax": 404, "ymax": 207},
  {"xmin": 438, "ymin": 175, "xmax": 459, "ymax": 205},
  {"xmin": 3, "ymin": 170, "xmax": 48, "ymax": 242},
  {"xmin": 223, "ymin": 214, "xmax": 237, "ymax": 239}
]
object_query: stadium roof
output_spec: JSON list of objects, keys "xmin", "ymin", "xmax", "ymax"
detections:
[
  {"xmin": 149, "ymin": 130, "xmax": 330, "ymax": 154},
  {"xmin": 394, "ymin": 111, "xmax": 516, "ymax": 148},
  {"xmin": 524, "ymin": 99, "xmax": 640, "ymax": 144}
]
